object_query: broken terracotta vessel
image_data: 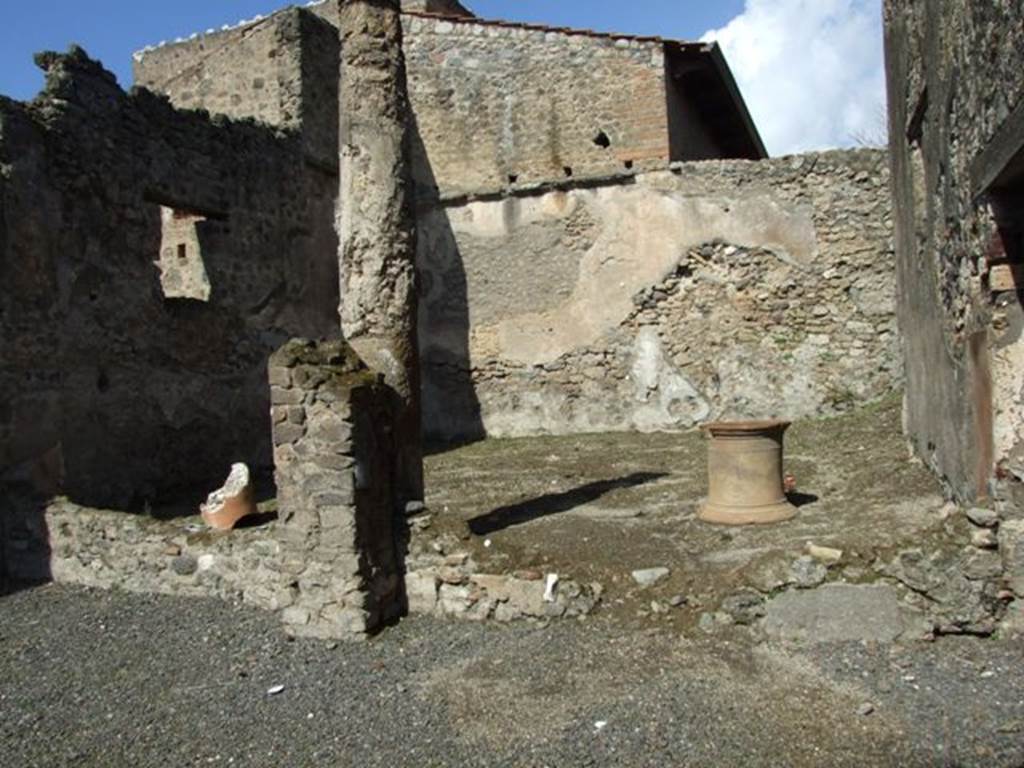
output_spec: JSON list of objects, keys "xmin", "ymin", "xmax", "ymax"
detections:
[
  {"xmin": 201, "ymin": 463, "xmax": 257, "ymax": 531},
  {"xmin": 698, "ymin": 419, "xmax": 798, "ymax": 525}
]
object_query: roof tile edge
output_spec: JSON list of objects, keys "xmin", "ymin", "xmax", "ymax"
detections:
[{"xmin": 134, "ymin": 2, "xmax": 704, "ymax": 61}]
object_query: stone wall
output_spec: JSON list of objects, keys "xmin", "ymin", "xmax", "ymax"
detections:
[
  {"xmin": 884, "ymin": 0, "xmax": 1024, "ymax": 506},
  {"xmin": 418, "ymin": 149, "xmax": 899, "ymax": 441},
  {"xmin": 134, "ymin": 8, "xmax": 340, "ymax": 169},
  {"xmin": 133, "ymin": 15, "xmax": 291, "ymax": 133},
  {"xmin": 13, "ymin": 339, "xmax": 406, "ymax": 639},
  {"xmin": 23, "ymin": 491, "xmax": 601, "ymax": 628},
  {"xmin": 0, "ymin": 99, "xmax": 63, "ymax": 497},
  {"xmin": 400, "ymin": 0, "xmax": 473, "ymax": 16},
  {"xmin": 0, "ymin": 48, "xmax": 339, "ymax": 510},
  {"xmin": 135, "ymin": 7, "xmax": 679, "ymax": 199}
]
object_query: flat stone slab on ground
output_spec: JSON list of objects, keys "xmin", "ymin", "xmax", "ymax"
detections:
[
  {"xmin": 763, "ymin": 583, "xmax": 915, "ymax": 643},
  {"xmin": 632, "ymin": 567, "xmax": 670, "ymax": 587}
]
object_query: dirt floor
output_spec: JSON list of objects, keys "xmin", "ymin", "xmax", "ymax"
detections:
[
  {"xmin": 2, "ymin": 584, "xmax": 1023, "ymax": 768},
  {"xmin": 420, "ymin": 394, "xmax": 947, "ymax": 628}
]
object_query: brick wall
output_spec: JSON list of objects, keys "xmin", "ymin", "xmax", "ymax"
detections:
[{"xmin": 403, "ymin": 15, "xmax": 671, "ymax": 197}]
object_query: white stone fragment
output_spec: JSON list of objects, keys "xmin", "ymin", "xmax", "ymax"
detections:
[
  {"xmin": 805, "ymin": 542, "xmax": 843, "ymax": 563},
  {"xmin": 543, "ymin": 573, "xmax": 559, "ymax": 603},
  {"xmin": 204, "ymin": 464, "xmax": 248, "ymax": 507},
  {"xmin": 631, "ymin": 567, "xmax": 670, "ymax": 587}
]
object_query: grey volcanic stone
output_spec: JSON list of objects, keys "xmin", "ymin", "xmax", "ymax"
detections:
[
  {"xmin": 722, "ymin": 590, "xmax": 766, "ymax": 625},
  {"xmin": 1000, "ymin": 521, "xmax": 1024, "ymax": 596},
  {"xmin": 967, "ymin": 508, "xmax": 1000, "ymax": 529},
  {"xmin": 763, "ymin": 584, "xmax": 912, "ymax": 643},
  {"xmin": 881, "ymin": 548, "xmax": 998, "ymax": 634},
  {"xmin": 171, "ymin": 555, "xmax": 198, "ymax": 577},
  {"xmin": 791, "ymin": 556, "xmax": 828, "ymax": 589}
]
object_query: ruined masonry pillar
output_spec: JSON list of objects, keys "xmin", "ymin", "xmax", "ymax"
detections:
[
  {"xmin": 336, "ymin": 0, "xmax": 423, "ymax": 503},
  {"xmin": 269, "ymin": 339, "xmax": 403, "ymax": 639}
]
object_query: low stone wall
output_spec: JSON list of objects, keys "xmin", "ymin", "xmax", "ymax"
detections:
[
  {"xmin": 418, "ymin": 149, "xmax": 899, "ymax": 441},
  {"xmin": 4, "ymin": 339, "xmax": 419, "ymax": 640},
  {"xmin": 19, "ymin": 500, "xmax": 601, "ymax": 626},
  {"xmin": 44, "ymin": 502, "xmax": 291, "ymax": 608},
  {"xmin": 20, "ymin": 485, "xmax": 1023, "ymax": 637}
]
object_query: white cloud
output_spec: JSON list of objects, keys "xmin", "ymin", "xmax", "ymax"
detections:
[{"xmin": 703, "ymin": 0, "xmax": 887, "ymax": 156}]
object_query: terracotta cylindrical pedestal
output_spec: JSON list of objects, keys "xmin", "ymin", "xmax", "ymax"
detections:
[
  {"xmin": 201, "ymin": 463, "xmax": 258, "ymax": 531},
  {"xmin": 698, "ymin": 420, "xmax": 797, "ymax": 525}
]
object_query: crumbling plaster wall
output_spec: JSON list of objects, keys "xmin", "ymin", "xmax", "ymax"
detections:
[
  {"xmin": 418, "ymin": 149, "xmax": 899, "ymax": 440},
  {"xmin": 0, "ymin": 48, "xmax": 339, "ymax": 508},
  {"xmin": 884, "ymin": 0, "xmax": 1024, "ymax": 503}
]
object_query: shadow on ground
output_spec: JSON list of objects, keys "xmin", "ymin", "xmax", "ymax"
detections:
[
  {"xmin": 468, "ymin": 471, "xmax": 669, "ymax": 535},
  {"xmin": 787, "ymin": 491, "xmax": 819, "ymax": 507}
]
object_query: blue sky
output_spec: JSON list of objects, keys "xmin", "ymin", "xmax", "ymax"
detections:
[
  {"xmin": 0, "ymin": 0, "xmax": 886, "ymax": 155},
  {"xmin": 0, "ymin": 1, "xmax": 744, "ymax": 101}
]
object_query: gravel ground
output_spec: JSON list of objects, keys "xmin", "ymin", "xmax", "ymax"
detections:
[{"xmin": 2, "ymin": 584, "xmax": 1023, "ymax": 768}]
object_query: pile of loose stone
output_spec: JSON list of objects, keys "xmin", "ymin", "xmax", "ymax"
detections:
[
  {"xmin": 694, "ymin": 502, "xmax": 1024, "ymax": 641},
  {"xmin": 404, "ymin": 509, "xmax": 602, "ymax": 621}
]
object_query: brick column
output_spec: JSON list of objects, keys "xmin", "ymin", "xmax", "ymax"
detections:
[{"xmin": 269, "ymin": 339, "xmax": 403, "ymax": 639}]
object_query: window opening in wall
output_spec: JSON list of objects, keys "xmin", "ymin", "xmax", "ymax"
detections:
[
  {"xmin": 508, "ymin": 174, "xmax": 518, "ymax": 185},
  {"xmin": 624, "ymin": 159, "xmax": 634, "ymax": 170},
  {"xmin": 593, "ymin": 130, "xmax": 611, "ymax": 149},
  {"xmin": 983, "ymin": 147, "xmax": 1024, "ymax": 302},
  {"xmin": 973, "ymin": 96, "xmax": 1023, "ymax": 303},
  {"xmin": 988, "ymin": 190, "xmax": 1023, "ymax": 298},
  {"xmin": 155, "ymin": 204, "xmax": 214, "ymax": 303},
  {"xmin": 563, "ymin": 166, "xmax": 574, "ymax": 178}
]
